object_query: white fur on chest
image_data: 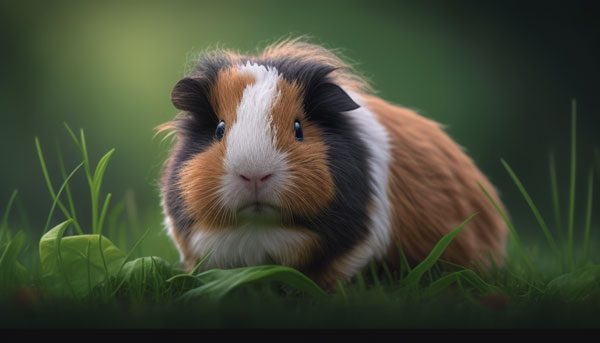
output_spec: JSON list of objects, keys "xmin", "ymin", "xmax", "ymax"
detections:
[{"xmin": 188, "ymin": 224, "xmax": 317, "ymax": 269}]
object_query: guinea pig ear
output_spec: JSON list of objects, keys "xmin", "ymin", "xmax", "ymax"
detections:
[
  {"xmin": 306, "ymin": 82, "xmax": 360, "ymax": 115},
  {"xmin": 171, "ymin": 77, "xmax": 216, "ymax": 119}
]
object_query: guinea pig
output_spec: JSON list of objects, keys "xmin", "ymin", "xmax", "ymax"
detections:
[{"xmin": 158, "ymin": 39, "xmax": 507, "ymax": 288}]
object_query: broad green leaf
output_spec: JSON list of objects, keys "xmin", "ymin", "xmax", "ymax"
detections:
[
  {"xmin": 401, "ymin": 213, "xmax": 477, "ymax": 287},
  {"xmin": 39, "ymin": 221, "xmax": 126, "ymax": 297},
  {"xmin": 180, "ymin": 265, "xmax": 326, "ymax": 302},
  {"xmin": 119, "ymin": 256, "xmax": 174, "ymax": 284},
  {"xmin": 546, "ymin": 265, "xmax": 600, "ymax": 301}
]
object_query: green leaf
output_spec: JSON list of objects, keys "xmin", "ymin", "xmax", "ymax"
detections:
[
  {"xmin": 547, "ymin": 265, "xmax": 600, "ymax": 302},
  {"xmin": 92, "ymin": 149, "xmax": 115, "ymax": 200},
  {"xmin": 401, "ymin": 213, "xmax": 477, "ymax": 287},
  {"xmin": 119, "ymin": 256, "xmax": 174, "ymax": 284},
  {"xmin": 180, "ymin": 265, "xmax": 326, "ymax": 302},
  {"xmin": 39, "ymin": 221, "xmax": 126, "ymax": 297}
]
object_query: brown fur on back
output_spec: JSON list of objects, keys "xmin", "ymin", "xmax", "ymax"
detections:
[{"xmin": 365, "ymin": 95, "xmax": 507, "ymax": 268}]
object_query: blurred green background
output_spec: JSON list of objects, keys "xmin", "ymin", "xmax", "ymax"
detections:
[{"xmin": 1, "ymin": 0, "xmax": 598, "ymax": 238}]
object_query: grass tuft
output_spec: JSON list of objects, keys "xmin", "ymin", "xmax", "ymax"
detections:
[{"xmin": 501, "ymin": 159, "xmax": 560, "ymax": 258}]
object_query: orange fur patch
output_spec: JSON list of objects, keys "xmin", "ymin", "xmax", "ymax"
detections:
[
  {"xmin": 270, "ymin": 79, "xmax": 336, "ymax": 219},
  {"xmin": 210, "ymin": 68, "xmax": 255, "ymax": 123},
  {"xmin": 178, "ymin": 143, "xmax": 232, "ymax": 230}
]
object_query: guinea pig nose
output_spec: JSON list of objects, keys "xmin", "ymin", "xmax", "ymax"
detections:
[
  {"xmin": 238, "ymin": 173, "xmax": 274, "ymax": 192},
  {"xmin": 259, "ymin": 174, "xmax": 272, "ymax": 182}
]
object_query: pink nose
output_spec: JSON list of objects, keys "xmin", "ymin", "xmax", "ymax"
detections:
[{"xmin": 239, "ymin": 173, "xmax": 273, "ymax": 192}]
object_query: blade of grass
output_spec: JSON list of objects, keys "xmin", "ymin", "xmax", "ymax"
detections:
[
  {"xmin": 63, "ymin": 123, "xmax": 81, "ymax": 151},
  {"xmin": 356, "ymin": 271, "xmax": 367, "ymax": 291},
  {"xmin": 567, "ymin": 99, "xmax": 577, "ymax": 269},
  {"xmin": 396, "ymin": 243, "xmax": 411, "ymax": 275},
  {"xmin": 98, "ymin": 233, "xmax": 109, "ymax": 282},
  {"xmin": 336, "ymin": 280, "xmax": 348, "ymax": 304},
  {"xmin": 92, "ymin": 149, "xmax": 115, "ymax": 198},
  {"xmin": 53, "ymin": 220, "xmax": 77, "ymax": 298},
  {"xmin": 91, "ymin": 150, "xmax": 115, "ymax": 234},
  {"xmin": 43, "ymin": 162, "xmax": 84, "ymax": 234},
  {"xmin": 400, "ymin": 213, "xmax": 477, "ymax": 287},
  {"xmin": 107, "ymin": 200, "xmax": 125, "ymax": 247},
  {"xmin": 35, "ymin": 137, "xmax": 83, "ymax": 234},
  {"xmin": 189, "ymin": 252, "xmax": 213, "ymax": 275},
  {"xmin": 14, "ymin": 196, "xmax": 31, "ymax": 235},
  {"xmin": 548, "ymin": 153, "xmax": 563, "ymax": 240},
  {"xmin": 0, "ymin": 231, "xmax": 25, "ymax": 270},
  {"xmin": 369, "ymin": 260, "xmax": 382, "ymax": 289},
  {"xmin": 501, "ymin": 159, "xmax": 560, "ymax": 256},
  {"xmin": 77, "ymin": 129, "xmax": 98, "ymax": 234},
  {"xmin": 582, "ymin": 168, "xmax": 594, "ymax": 264},
  {"xmin": 115, "ymin": 227, "xmax": 152, "ymax": 279},
  {"xmin": 479, "ymin": 182, "xmax": 534, "ymax": 272},
  {"xmin": 380, "ymin": 261, "xmax": 394, "ymax": 284},
  {"xmin": 79, "ymin": 129, "xmax": 92, "ymax": 184},
  {"xmin": 56, "ymin": 143, "xmax": 81, "ymax": 233},
  {"xmin": 86, "ymin": 241, "xmax": 92, "ymax": 296},
  {"xmin": 97, "ymin": 193, "xmax": 112, "ymax": 237},
  {"xmin": 1, "ymin": 189, "xmax": 19, "ymax": 230}
]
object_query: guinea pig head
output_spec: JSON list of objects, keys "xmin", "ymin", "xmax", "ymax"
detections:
[{"xmin": 165, "ymin": 60, "xmax": 360, "ymax": 233}]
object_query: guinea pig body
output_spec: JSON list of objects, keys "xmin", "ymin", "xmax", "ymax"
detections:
[{"xmin": 160, "ymin": 39, "xmax": 507, "ymax": 288}]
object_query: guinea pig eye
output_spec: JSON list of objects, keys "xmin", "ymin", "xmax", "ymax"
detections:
[
  {"xmin": 215, "ymin": 120, "xmax": 226, "ymax": 141},
  {"xmin": 294, "ymin": 120, "xmax": 304, "ymax": 142}
]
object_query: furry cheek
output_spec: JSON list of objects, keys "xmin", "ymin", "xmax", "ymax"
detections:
[
  {"xmin": 270, "ymin": 79, "xmax": 336, "ymax": 218},
  {"xmin": 277, "ymin": 122, "xmax": 335, "ymax": 218},
  {"xmin": 177, "ymin": 142, "xmax": 233, "ymax": 230}
]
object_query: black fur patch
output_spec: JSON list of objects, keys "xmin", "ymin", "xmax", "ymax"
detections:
[{"xmin": 162, "ymin": 54, "xmax": 230, "ymax": 238}]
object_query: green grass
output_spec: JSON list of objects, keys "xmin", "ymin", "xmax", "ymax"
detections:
[{"xmin": 0, "ymin": 104, "xmax": 599, "ymax": 329}]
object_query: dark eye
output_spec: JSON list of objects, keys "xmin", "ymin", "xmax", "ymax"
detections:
[
  {"xmin": 215, "ymin": 120, "xmax": 225, "ymax": 140},
  {"xmin": 294, "ymin": 120, "xmax": 304, "ymax": 142}
]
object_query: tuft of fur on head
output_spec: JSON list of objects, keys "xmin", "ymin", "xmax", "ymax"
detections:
[
  {"xmin": 259, "ymin": 37, "xmax": 372, "ymax": 94},
  {"xmin": 155, "ymin": 37, "xmax": 371, "ymax": 137}
]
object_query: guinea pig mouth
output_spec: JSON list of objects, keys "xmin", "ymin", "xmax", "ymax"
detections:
[
  {"xmin": 236, "ymin": 202, "xmax": 283, "ymax": 227},
  {"xmin": 238, "ymin": 202, "xmax": 280, "ymax": 214}
]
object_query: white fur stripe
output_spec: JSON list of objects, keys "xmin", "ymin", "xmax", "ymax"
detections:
[
  {"xmin": 225, "ymin": 62, "xmax": 281, "ymax": 174},
  {"xmin": 220, "ymin": 62, "xmax": 288, "ymax": 208},
  {"xmin": 339, "ymin": 91, "xmax": 393, "ymax": 275}
]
